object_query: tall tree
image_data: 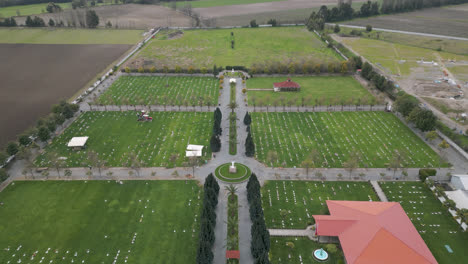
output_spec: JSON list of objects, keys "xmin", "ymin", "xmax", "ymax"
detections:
[{"xmin": 86, "ymin": 9, "xmax": 99, "ymax": 28}]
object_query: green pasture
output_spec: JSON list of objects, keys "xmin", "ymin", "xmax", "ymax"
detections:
[
  {"xmin": 0, "ymin": 180, "xmax": 201, "ymax": 263},
  {"xmin": 341, "ymin": 37, "xmax": 468, "ymax": 76},
  {"xmin": 262, "ymin": 180, "xmax": 378, "ymax": 229},
  {"xmin": 0, "ymin": 1, "xmax": 115, "ymax": 17},
  {"xmin": 0, "ymin": 28, "xmax": 143, "ymax": 44},
  {"xmin": 135, "ymin": 27, "xmax": 341, "ymax": 69},
  {"xmin": 247, "ymin": 76, "xmax": 375, "ymax": 106},
  {"xmin": 35, "ymin": 111, "xmax": 212, "ymax": 167},
  {"xmin": 380, "ymin": 181, "xmax": 468, "ymax": 264},
  {"xmin": 96, "ymin": 76, "xmax": 219, "ymax": 106},
  {"xmin": 270, "ymin": 237, "xmax": 344, "ymax": 264},
  {"xmin": 251, "ymin": 112, "xmax": 441, "ymax": 168}
]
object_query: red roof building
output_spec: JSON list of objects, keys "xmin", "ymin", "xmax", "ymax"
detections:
[
  {"xmin": 226, "ymin": 250, "xmax": 240, "ymax": 259},
  {"xmin": 313, "ymin": 201, "xmax": 437, "ymax": 264},
  {"xmin": 273, "ymin": 78, "xmax": 300, "ymax": 92}
]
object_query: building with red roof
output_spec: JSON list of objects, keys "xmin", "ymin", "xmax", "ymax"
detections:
[
  {"xmin": 226, "ymin": 250, "xmax": 240, "ymax": 259},
  {"xmin": 313, "ymin": 200, "xmax": 437, "ymax": 264},
  {"xmin": 273, "ymin": 78, "xmax": 300, "ymax": 92}
]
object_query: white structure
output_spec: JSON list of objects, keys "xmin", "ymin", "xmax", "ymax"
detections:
[
  {"xmin": 229, "ymin": 78, "xmax": 236, "ymax": 84},
  {"xmin": 446, "ymin": 175, "xmax": 468, "ymax": 210},
  {"xmin": 186, "ymin": 144, "xmax": 204, "ymax": 157},
  {"xmin": 67, "ymin": 136, "xmax": 89, "ymax": 150},
  {"xmin": 229, "ymin": 161, "xmax": 237, "ymax": 173}
]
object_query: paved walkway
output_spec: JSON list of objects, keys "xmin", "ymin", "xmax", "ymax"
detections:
[
  {"xmin": 371, "ymin": 181, "xmax": 388, "ymax": 202},
  {"xmin": 269, "ymin": 228, "xmax": 316, "ymax": 240}
]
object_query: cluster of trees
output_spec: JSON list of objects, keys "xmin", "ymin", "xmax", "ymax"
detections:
[
  {"xmin": 25, "ymin": 16, "xmax": 46, "ymax": 27},
  {"xmin": 360, "ymin": 61, "xmax": 395, "ymax": 95},
  {"xmin": 46, "ymin": 2, "xmax": 62, "ymax": 13},
  {"xmin": 210, "ymin": 108, "xmax": 222, "ymax": 152},
  {"xmin": 247, "ymin": 174, "xmax": 270, "ymax": 264},
  {"xmin": 244, "ymin": 112, "xmax": 255, "ymax": 157},
  {"xmin": 0, "ymin": 17, "xmax": 17, "ymax": 26},
  {"xmin": 394, "ymin": 92, "xmax": 437, "ymax": 132},
  {"xmin": 196, "ymin": 173, "xmax": 220, "ymax": 264},
  {"xmin": 250, "ymin": 59, "xmax": 353, "ymax": 75},
  {"xmin": 381, "ymin": 0, "xmax": 468, "ymax": 14}
]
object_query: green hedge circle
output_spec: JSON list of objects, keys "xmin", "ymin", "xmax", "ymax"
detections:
[{"xmin": 214, "ymin": 163, "xmax": 251, "ymax": 183}]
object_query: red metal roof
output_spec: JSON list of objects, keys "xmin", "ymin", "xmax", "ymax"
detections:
[
  {"xmin": 313, "ymin": 201, "xmax": 437, "ymax": 264},
  {"xmin": 273, "ymin": 78, "xmax": 300, "ymax": 88},
  {"xmin": 226, "ymin": 250, "xmax": 240, "ymax": 259}
]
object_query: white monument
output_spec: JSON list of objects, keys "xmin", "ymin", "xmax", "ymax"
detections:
[{"xmin": 229, "ymin": 161, "xmax": 237, "ymax": 173}]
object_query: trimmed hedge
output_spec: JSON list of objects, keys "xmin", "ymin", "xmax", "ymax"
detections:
[{"xmin": 419, "ymin": 169, "xmax": 437, "ymax": 181}]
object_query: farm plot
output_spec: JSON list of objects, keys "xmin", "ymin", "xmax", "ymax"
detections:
[
  {"xmin": 262, "ymin": 180, "xmax": 378, "ymax": 229},
  {"xmin": 247, "ymin": 76, "xmax": 375, "ymax": 106},
  {"xmin": 270, "ymin": 237, "xmax": 344, "ymax": 264},
  {"xmin": 35, "ymin": 111, "xmax": 212, "ymax": 167},
  {"xmin": 0, "ymin": 180, "xmax": 201, "ymax": 264},
  {"xmin": 129, "ymin": 27, "xmax": 341, "ymax": 69},
  {"xmin": 96, "ymin": 76, "xmax": 219, "ymax": 106},
  {"xmin": 380, "ymin": 181, "xmax": 468, "ymax": 264},
  {"xmin": 251, "ymin": 112, "xmax": 440, "ymax": 168}
]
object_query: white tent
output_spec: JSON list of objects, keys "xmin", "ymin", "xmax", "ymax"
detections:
[
  {"xmin": 445, "ymin": 190, "xmax": 468, "ymax": 209},
  {"xmin": 186, "ymin": 144, "xmax": 204, "ymax": 157},
  {"xmin": 67, "ymin": 137, "xmax": 89, "ymax": 148}
]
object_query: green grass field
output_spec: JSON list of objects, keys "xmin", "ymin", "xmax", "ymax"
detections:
[
  {"xmin": 0, "ymin": 28, "xmax": 143, "ymax": 44},
  {"xmin": 247, "ymin": 76, "xmax": 375, "ymax": 106},
  {"xmin": 96, "ymin": 76, "xmax": 219, "ymax": 106},
  {"xmin": 0, "ymin": 1, "xmax": 116, "ymax": 17},
  {"xmin": 135, "ymin": 27, "xmax": 341, "ymax": 69},
  {"xmin": 341, "ymin": 37, "xmax": 468, "ymax": 76},
  {"xmin": 0, "ymin": 180, "xmax": 201, "ymax": 263},
  {"xmin": 262, "ymin": 180, "xmax": 379, "ymax": 229},
  {"xmin": 251, "ymin": 112, "xmax": 440, "ymax": 168},
  {"xmin": 270, "ymin": 237, "xmax": 344, "ymax": 264},
  {"xmin": 171, "ymin": 0, "xmax": 282, "ymax": 8},
  {"xmin": 35, "ymin": 111, "xmax": 212, "ymax": 167},
  {"xmin": 380, "ymin": 181, "xmax": 468, "ymax": 264}
]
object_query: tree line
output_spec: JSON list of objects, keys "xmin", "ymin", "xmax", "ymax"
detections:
[
  {"xmin": 394, "ymin": 92, "xmax": 437, "ymax": 132},
  {"xmin": 247, "ymin": 174, "xmax": 270, "ymax": 264},
  {"xmin": 0, "ymin": 0, "xmax": 71, "ymax": 8},
  {"xmin": 0, "ymin": 9, "xmax": 100, "ymax": 28},
  {"xmin": 196, "ymin": 173, "xmax": 220, "ymax": 264}
]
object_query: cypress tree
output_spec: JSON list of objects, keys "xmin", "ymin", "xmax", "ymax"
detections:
[
  {"xmin": 210, "ymin": 135, "xmax": 221, "ymax": 152},
  {"xmin": 243, "ymin": 111, "xmax": 252, "ymax": 125},
  {"xmin": 245, "ymin": 132, "xmax": 255, "ymax": 157}
]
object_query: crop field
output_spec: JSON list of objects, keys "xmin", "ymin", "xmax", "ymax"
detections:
[
  {"xmin": 247, "ymin": 76, "xmax": 375, "ymax": 106},
  {"xmin": 345, "ymin": 4, "xmax": 468, "ymax": 38},
  {"xmin": 130, "ymin": 27, "xmax": 341, "ymax": 69},
  {"xmin": 35, "ymin": 112, "xmax": 212, "ymax": 167},
  {"xmin": 270, "ymin": 237, "xmax": 343, "ymax": 263},
  {"xmin": 0, "ymin": 180, "xmax": 201, "ymax": 264},
  {"xmin": 340, "ymin": 37, "xmax": 468, "ymax": 76},
  {"xmin": 250, "ymin": 112, "xmax": 440, "ymax": 168},
  {"xmin": 0, "ymin": 28, "xmax": 143, "ymax": 44},
  {"xmin": 262, "ymin": 180, "xmax": 378, "ymax": 228},
  {"xmin": 96, "ymin": 76, "xmax": 219, "ymax": 106},
  {"xmin": 0, "ymin": 43, "xmax": 131, "ymax": 148},
  {"xmin": 380, "ymin": 181, "xmax": 468, "ymax": 264}
]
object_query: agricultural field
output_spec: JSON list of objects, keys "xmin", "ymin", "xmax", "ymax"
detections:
[
  {"xmin": 344, "ymin": 4, "xmax": 468, "ymax": 38},
  {"xmin": 0, "ymin": 180, "xmax": 201, "ymax": 263},
  {"xmin": 262, "ymin": 180, "xmax": 378, "ymax": 229},
  {"xmin": 250, "ymin": 112, "xmax": 441, "ymax": 168},
  {"xmin": 172, "ymin": 0, "xmax": 283, "ymax": 8},
  {"xmin": 35, "ymin": 112, "xmax": 212, "ymax": 167},
  {"xmin": 380, "ymin": 181, "xmax": 468, "ymax": 264},
  {"xmin": 0, "ymin": 43, "xmax": 131, "ymax": 148},
  {"xmin": 0, "ymin": 0, "xmax": 115, "ymax": 17},
  {"xmin": 0, "ymin": 28, "xmax": 143, "ymax": 44},
  {"xmin": 340, "ymin": 37, "xmax": 468, "ymax": 76},
  {"xmin": 270, "ymin": 237, "xmax": 343, "ymax": 264},
  {"xmin": 129, "ymin": 27, "xmax": 341, "ymax": 69},
  {"xmin": 95, "ymin": 76, "xmax": 219, "ymax": 106},
  {"xmin": 247, "ymin": 76, "xmax": 376, "ymax": 106}
]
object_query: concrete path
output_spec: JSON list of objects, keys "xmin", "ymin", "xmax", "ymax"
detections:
[
  {"xmin": 371, "ymin": 181, "xmax": 388, "ymax": 202},
  {"xmin": 246, "ymin": 105, "xmax": 386, "ymax": 112},
  {"xmin": 213, "ymin": 183, "xmax": 228, "ymax": 264},
  {"xmin": 269, "ymin": 228, "xmax": 315, "ymax": 240}
]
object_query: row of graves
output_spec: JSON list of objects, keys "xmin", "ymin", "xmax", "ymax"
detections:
[
  {"xmin": 95, "ymin": 76, "xmax": 219, "ymax": 106},
  {"xmin": 35, "ymin": 111, "xmax": 212, "ymax": 168},
  {"xmin": 251, "ymin": 111, "xmax": 439, "ymax": 168},
  {"xmin": 261, "ymin": 181, "xmax": 379, "ymax": 229}
]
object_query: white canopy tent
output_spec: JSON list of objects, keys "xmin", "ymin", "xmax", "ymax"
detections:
[
  {"xmin": 186, "ymin": 144, "xmax": 204, "ymax": 157},
  {"xmin": 67, "ymin": 137, "xmax": 89, "ymax": 149}
]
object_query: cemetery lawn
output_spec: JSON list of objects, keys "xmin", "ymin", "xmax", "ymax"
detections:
[
  {"xmin": 380, "ymin": 181, "xmax": 468, "ymax": 264},
  {"xmin": 251, "ymin": 112, "xmax": 441, "ymax": 168},
  {"xmin": 95, "ymin": 76, "xmax": 219, "ymax": 106},
  {"xmin": 247, "ymin": 76, "xmax": 375, "ymax": 106},
  {"xmin": 262, "ymin": 181, "xmax": 379, "ymax": 229},
  {"xmin": 270, "ymin": 237, "xmax": 344, "ymax": 264},
  {"xmin": 134, "ymin": 27, "xmax": 341, "ymax": 69},
  {"xmin": 0, "ymin": 180, "xmax": 201, "ymax": 264},
  {"xmin": 35, "ymin": 111, "xmax": 212, "ymax": 167}
]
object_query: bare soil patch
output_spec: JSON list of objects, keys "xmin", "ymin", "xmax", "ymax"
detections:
[
  {"xmin": 14, "ymin": 4, "xmax": 191, "ymax": 29},
  {"xmin": 345, "ymin": 5, "xmax": 468, "ymax": 38},
  {"xmin": 0, "ymin": 44, "xmax": 130, "ymax": 147}
]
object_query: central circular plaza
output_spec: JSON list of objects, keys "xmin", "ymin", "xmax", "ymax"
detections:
[{"xmin": 214, "ymin": 162, "xmax": 251, "ymax": 183}]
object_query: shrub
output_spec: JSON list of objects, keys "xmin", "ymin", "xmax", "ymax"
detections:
[
  {"xmin": 366, "ymin": 25, "xmax": 372, "ymax": 32},
  {"xmin": 419, "ymin": 168, "xmax": 437, "ymax": 181},
  {"xmin": 150, "ymin": 66, "xmax": 156, "ymax": 73},
  {"xmin": 0, "ymin": 168, "xmax": 8, "ymax": 183},
  {"xmin": 250, "ymin": 19, "xmax": 258, "ymax": 28},
  {"xmin": 138, "ymin": 67, "xmax": 144, "ymax": 73},
  {"xmin": 242, "ymin": 88, "xmax": 247, "ymax": 94},
  {"xmin": 175, "ymin": 65, "xmax": 182, "ymax": 73},
  {"xmin": 6, "ymin": 141, "xmax": 19, "ymax": 156},
  {"xmin": 125, "ymin": 67, "xmax": 131, "ymax": 73}
]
